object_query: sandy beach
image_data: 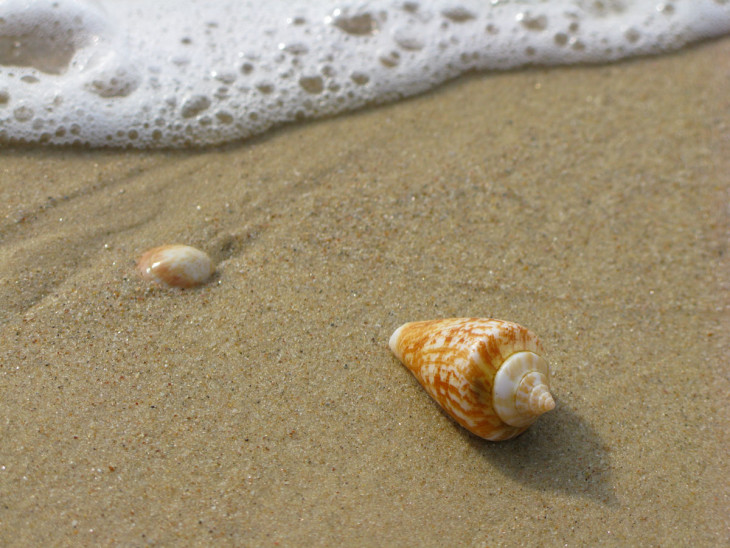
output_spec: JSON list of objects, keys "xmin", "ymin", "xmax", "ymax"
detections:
[{"xmin": 1, "ymin": 37, "xmax": 728, "ymax": 546}]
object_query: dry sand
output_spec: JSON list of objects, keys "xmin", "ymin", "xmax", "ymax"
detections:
[{"xmin": 0, "ymin": 38, "xmax": 728, "ymax": 546}]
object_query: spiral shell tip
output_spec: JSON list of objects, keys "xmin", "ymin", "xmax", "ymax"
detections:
[{"xmin": 530, "ymin": 385, "xmax": 555, "ymax": 415}]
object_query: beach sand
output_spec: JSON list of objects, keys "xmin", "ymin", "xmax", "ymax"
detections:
[{"xmin": 1, "ymin": 38, "xmax": 728, "ymax": 546}]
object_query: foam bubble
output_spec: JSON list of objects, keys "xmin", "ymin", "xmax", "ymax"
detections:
[{"xmin": 0, "ymin": 0, "xmax": 728, "ymax": 147}]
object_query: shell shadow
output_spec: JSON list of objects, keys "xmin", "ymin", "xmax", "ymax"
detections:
[{"xmin": 463, "ymin": 402, "xmax": 618, "ymax": 505}]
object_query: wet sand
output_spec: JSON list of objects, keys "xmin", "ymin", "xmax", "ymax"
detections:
[{"xmin": 0, "ymin": 38, "xmax": 728, "ymax": 546}]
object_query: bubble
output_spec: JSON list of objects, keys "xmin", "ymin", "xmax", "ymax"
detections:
[
  {"xmin": 280, "ymin": 42, "xmax": 309, "ymax": 55},
  {"xmin": 441, "ymin": 7, "xmax": 476, "ymax": 22},
  {"xmin": 401, "ymin": 2, "xmax": 420, "ymax": 14},
  {"xmin": 180, "ymin": 95, "xmax": 211, "ymax": 118},
  {"xmin": 85, "ymin": 66, "xmax": 140, "ymax": 98},
  {"xmin": 0, "ymin": 0, "xmax": 109, "ymax": 74},
  {"xmin": 216, "ymin": 111, "xmax": 234, "ymax": 124},
  {"xmin": 516, "ymin": 12, "xmax": 548, "ymax": 31},
  {"xmin": 328, "ymin": 9, "xmax": 381, "ymax": 36},
  {"xmin": 577, "ymin": 0, "xmax": 627, "ymax": 16},
  {"xmin": 554, "ymin": 32, "xmax": 569, "ymax": 45},
  {"xmin": 350, "ymin": 71, "xmax": 370, "ymax": 85},
  {"xmin": 624, "ymin": 28, "xmax": 641, "ymax": 43},
  {"xmin": 392, "ymin": 26, "xmax": 425, "ymax": 50},
  {"xmin": 299, "ymin": 75, "xmax": 324, "ymax": 94},
  {"xmin": 13, "ymin": 105, "xmax": 33, "ymax": 122},
  {"xmin": 256, "ymin": 82, "xmax": 274, "ymax": 94},
  {"xmin": 0, "ymin": 22, "xmax": 74, "ymax": 74},
  {"xmin": 379, "ymin": 50, "xmax": 401, "ymax": 67},
  {"xmin": 214, "ymin": 72, "xmax": 237, "ymax": 84},
  {"xmin": 0, "ymin": 90, "xmax": 9, "ymax": 104}
]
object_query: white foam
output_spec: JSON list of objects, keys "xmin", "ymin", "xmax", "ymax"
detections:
[{"xmin": 0, "ymin": 0, "xmax": 728, "ymax": 147}]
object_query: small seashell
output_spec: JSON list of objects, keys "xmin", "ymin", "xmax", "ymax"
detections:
[
  {"xmin": 389, "ymin": 317, "xmax": 555, "ymax": 441},
  {"xmin": 136, "ymin": 244, "xmax": 214, "ymax": 288}
]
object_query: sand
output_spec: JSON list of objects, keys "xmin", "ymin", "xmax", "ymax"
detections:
[{"xmin": 0, "ymin": 38, "xmax": 728, "ymax": 547}]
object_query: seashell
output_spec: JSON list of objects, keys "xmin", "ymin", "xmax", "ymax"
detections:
[
  {"xmin": 136, "ymin": 244, "xmax": 214, "ymax": 288},
  {"xmin": 389, "ymin": 317, "xmax": 555, "ymax": 441}
]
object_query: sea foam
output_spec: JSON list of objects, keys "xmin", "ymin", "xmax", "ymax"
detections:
[{"xmin": 0, "ymin": 0, "xmax": 728, "ymax": 148}]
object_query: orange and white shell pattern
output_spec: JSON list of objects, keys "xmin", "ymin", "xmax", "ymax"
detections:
[
  {"xmin": 389, "ymin": 317, "xmax": 554, "ymax": 441},
  {"xmin": 136, "ymin": 244, "xmax": 214, "ymax": 288}
]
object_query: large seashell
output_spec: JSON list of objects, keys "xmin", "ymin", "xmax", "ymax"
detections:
[
  {"xmin": 389, "ymin": 317, "xmax": 555, "ymax": 441},
  {"xmin": 136, "ymin": 244, "xmax": 214, "ymax": 288}
]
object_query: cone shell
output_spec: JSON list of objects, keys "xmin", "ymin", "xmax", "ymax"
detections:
[
  {"xmin": 136, "ymin": 244, "xmax": 214, "ymax": 288},
  {"xmin": 389, "ymin": 318, "xmax": 555, "ymax": 441}
]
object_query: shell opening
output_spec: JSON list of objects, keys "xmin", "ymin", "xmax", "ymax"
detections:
[{"xmin": 492, "ymin": 351, "xmax": 554, "ymax": 428}]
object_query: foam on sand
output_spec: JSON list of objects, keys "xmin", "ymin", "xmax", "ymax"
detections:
[{"xmin": 1, "ymin": 0, "xmax": 728, "ymax": 148}]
